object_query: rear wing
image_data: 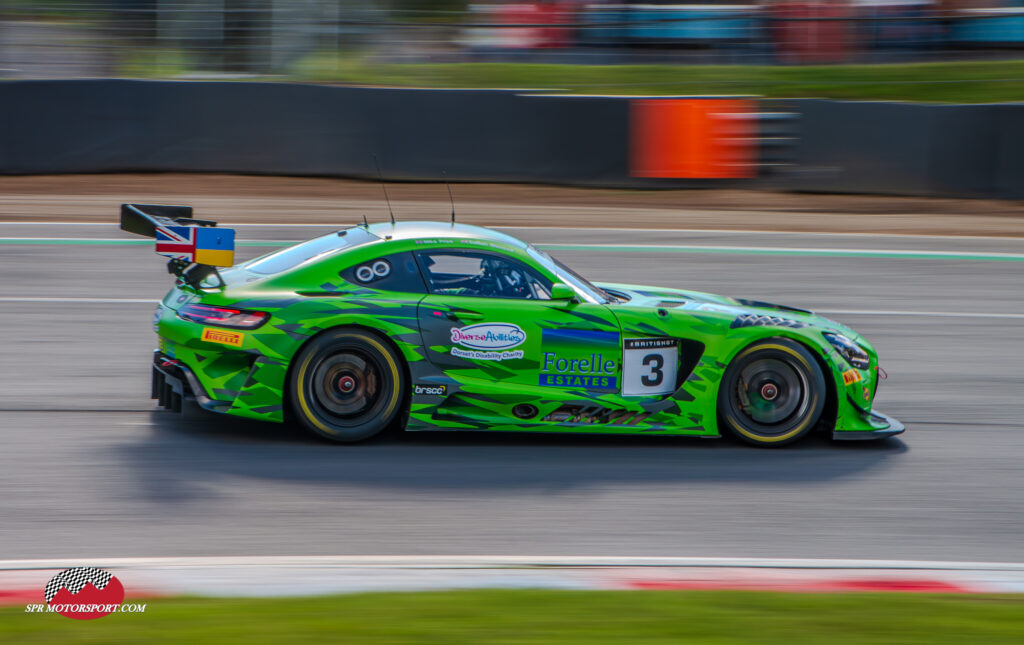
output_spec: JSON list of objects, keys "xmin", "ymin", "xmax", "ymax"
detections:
[
  {"xmin": 120, "ymin": 203, "xmax": 236, "ymax": 287},
  {"xmin": 120, "ymin": 203, "xmax": 215, "ymax": 236}
]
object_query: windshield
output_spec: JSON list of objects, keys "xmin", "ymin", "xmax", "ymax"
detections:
[
  {"xmin": 526, "ymin": 245, "xmax": 610, "ymax": 305},
  {"xmin": 245, "ymin": 227, "xmax": 378, "ymax": 275}
]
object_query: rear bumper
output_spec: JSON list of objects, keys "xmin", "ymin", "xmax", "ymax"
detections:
[
  {"xmin": 152, "ymin": 350, "xmax": 231, "ymax": 414},
  {"xmin": 833, "ymin": 410, "xmax": 905, "ymax": 441}
]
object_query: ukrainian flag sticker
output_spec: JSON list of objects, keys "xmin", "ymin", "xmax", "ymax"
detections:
[{"xmin": 194, "ymin": 227, "xmax": 236, "ymax": 267}]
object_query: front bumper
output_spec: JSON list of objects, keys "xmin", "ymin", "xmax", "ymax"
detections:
[
  {"xmin": 152, "ymin": 350, "xmax": 231, "ymax": 414},
  {"xmin": 833, "ymin": 410, "xmax": 905, "ymax": 440}
]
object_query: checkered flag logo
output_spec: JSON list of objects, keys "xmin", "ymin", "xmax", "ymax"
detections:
[{"xmin": 45, "ymin": 567, "xmax": 113, "ymax": 603}]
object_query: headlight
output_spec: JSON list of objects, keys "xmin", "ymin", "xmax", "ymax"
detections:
[{"xmin": 822, "ymin": 332, "xmax": 870, "ymax": 369}]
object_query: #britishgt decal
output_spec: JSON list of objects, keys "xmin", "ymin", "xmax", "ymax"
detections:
[
  {"xmin": 24, "ymin": 567, "xmax": 146, "ymax": 619},
  {"xmin": 450, "ymin": 323, "xmax": 525, "ymax": 361}
]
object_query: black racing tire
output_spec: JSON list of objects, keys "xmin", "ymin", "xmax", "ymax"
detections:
[
  {"xmin": 718, "ymin": 338, "xmax": 826, "ymax": 447},
  {"xmin": 289, "ymin": 328, "xmax": 406, "ymax": 443}
]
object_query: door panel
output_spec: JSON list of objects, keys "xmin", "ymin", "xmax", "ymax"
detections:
[{"xmin": 416, "ymin": 296, "xmax": 622, "ymax": 425}]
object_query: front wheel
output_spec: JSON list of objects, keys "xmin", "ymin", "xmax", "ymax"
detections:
[
  {"xmin": 718, "ymin": 338, "xmax": 826, "ymax": 447},
  {"xmin": 289, "ymin": 328, "xmax": 406, "ymax": 443}
]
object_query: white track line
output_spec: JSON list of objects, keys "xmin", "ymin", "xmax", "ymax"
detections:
[
  {"xmin": 2, "ymin": 555, "xmax": 1024, "ymax": 571},
  {"xmin": 4, "ymin": 237, "xmax": 1024, "ymax": 260},
  {"xmin": 1, "ymin": 296, "xmax": 1021, "ymax": 318},
  {"xmin": 1, "ymin": 221, "xmax": 1022, "ymax": 242},
  {"xmin": 0, "ymin": 297, "xmax": 156, "ymax": 304},
  {"xmin": 0, "ymin": 237, "xmax": 138, "ymax": 241},
  {"xmin": 818, "ymin": 309, "xmax": 1024, "ymax": 320},
  {"xmin": 544, "ymin": 243, "xmax": 1024, "ymax": 259}
]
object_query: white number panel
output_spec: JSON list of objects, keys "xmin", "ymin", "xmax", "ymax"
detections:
[{"xmin": 622, "ymin": 338, "xmax": 679, "ymax": 396}]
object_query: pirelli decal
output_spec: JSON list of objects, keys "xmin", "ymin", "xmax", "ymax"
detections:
[
  {"xmin": 201, "ymin": 327, "xmax": 244, "ymax": 348},
  {"xmin": 842, "ymin": 369, "xmax": 862, "ymax": 386}
]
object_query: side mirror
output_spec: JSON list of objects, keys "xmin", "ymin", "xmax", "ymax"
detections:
[{"xmin": 551, "ymin": 283, "xmax": 577, "ymax": 302}]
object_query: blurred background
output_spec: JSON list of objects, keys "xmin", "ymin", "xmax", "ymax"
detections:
[{"xmin": 4, "ymin": 0, "xmax": 1024, "ymax": 80}]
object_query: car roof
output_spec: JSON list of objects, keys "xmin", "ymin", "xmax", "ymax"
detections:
[{"xmin": 363, "ymin": 221, "xmax": 529, "ymax": 250}]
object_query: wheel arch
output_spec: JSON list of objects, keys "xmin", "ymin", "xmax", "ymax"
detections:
[
  {"xmin": 281, "ymin": 322, "xmax": 413, "ymax": 426},
  {"xmin": 714, "ymin": 331, "xmax": 835, "ymax": 442}
]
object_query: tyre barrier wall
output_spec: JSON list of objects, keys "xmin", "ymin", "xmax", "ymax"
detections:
[
  {"xmin": 781, "ymin": 99, "xmax": 1024, "ymax": 200},
  {"xmin": 0, "ymin": 80, "xmax": 767, "ymax": 187},
  {"xmin": 0, "ymin": 79, "xmax": 1021, "ymax": 199},
  {"xmin": 0, "ymin": 80, "xmax": 635, "ymax": 183}
]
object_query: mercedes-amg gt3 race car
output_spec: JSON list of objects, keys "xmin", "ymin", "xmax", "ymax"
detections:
[{"xmin": 123, "ymin": 203, "xmax": 904, "ymax": 447}]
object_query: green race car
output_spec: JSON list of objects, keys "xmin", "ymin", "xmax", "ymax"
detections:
[{"xmin": 125, "ymin": 204, "xmax": 904, "ymax": 447}]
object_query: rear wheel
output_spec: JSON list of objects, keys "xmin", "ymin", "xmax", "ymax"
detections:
[
  {"xmin": 289, "ymin": 328, "xmax": 406, "ymax": 443},
  {"xmin": 718, "ymin": 338, "xmax": 825, "ymax": 447}
]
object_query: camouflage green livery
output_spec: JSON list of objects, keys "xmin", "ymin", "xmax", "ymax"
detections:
[{"xmin": 151, "ymin": 221, "xmax": 903, "ymax": 444}]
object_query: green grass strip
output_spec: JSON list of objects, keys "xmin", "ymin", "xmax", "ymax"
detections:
[
  {"xmin": 2, "ymin": 589, "xmax": 1024, "ymax": 644},
  {"xmin": 291, "ymin": 57, "xmax": 1024, "ymax": 103}
]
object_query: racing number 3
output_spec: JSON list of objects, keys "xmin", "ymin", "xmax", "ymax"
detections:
[
  {"xmin": 622, "ymin": 338, "xmax": 678, "ymax": 396},
  {"xmin": 641, "ymin": 353, "xmax": 664, "ymax": 387}
]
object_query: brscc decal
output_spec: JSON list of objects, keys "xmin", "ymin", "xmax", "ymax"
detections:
[
  {"xmin": 414, "ymin": 384, "xmax": 447, "ymax": 396},
  {"xmin": 842, "ymin": 369, "xmax": 862, "ymax": 386},
  {"xmin": 450, "ymin": 323, "xmax": 525, "ymax": 361},
  {"xmin": 201, "ymin": 327, "xmax": 244, "ymax": 347}
]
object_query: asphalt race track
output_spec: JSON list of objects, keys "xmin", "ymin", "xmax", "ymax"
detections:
[{"xmin": 1, "ymin": 221, "xmax": 1023, "ymax": 562}]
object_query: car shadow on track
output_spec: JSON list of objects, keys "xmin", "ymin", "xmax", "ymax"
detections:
[{"xmin": 114, "ymin": 408, "xmax": 908, "ymax": 503}]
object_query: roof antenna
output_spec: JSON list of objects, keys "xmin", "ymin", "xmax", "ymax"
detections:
[
  {"xmin": 373, "ymin": 154, "xmax": 395, "ymax": 225},
  {"xmin": 443, "ymin": 171, "xmax": 455, "ymax": 226},
  {"xmin": 362, "ymin": 214, "xmax": 368, "ymax": 228}
]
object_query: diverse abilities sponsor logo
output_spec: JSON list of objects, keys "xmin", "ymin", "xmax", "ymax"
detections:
[
  {"xmin": 842, "ymin": 369, "xmax": 863, "ymax": 386},
  {"xmin": 24, "ymin": 567, "xmax": 146, "ymax": 620},
  {"xmin": 450, "ymin": 323, "xmax": 526, "ymax": 361},
  {"xmin": 201, "ymin": 327, "xmax": 244, "ymax": 347},
  {"xmin": 414, "ymin": 384, "xmax": 448, "ymax": 396},
  {"xmin": 450, "ymin": 323, "xmax": 526, "ymax": 350}
]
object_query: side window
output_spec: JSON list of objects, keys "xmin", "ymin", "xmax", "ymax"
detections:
[
  {"xmin": 416, "ymin": 251, "xmax": 552, "ymax": 300},
  {"xmin": 340, "ymin": 251, "xmax": 428, "ymax": 293}
]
